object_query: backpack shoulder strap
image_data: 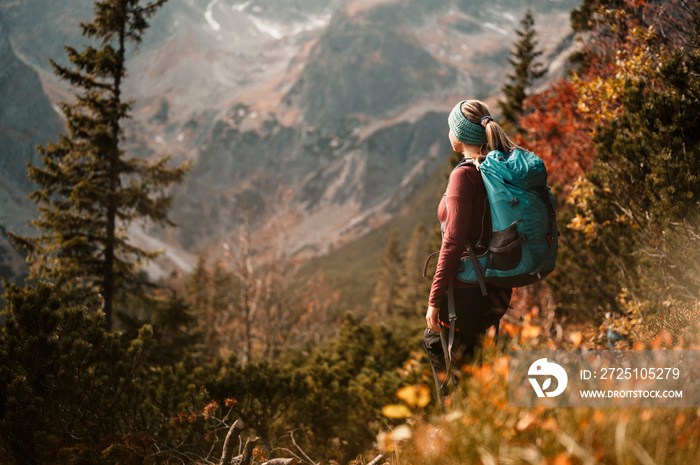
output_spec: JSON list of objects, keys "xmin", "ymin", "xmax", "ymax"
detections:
[
  {"xmin": 445, "ymin": 158, "xmax": 489, "ymax": 296},
  {"xmin": 445, "ymin": 158, "xmax": 474, "ymax": 209},
  {"xmin": 466, "ymin": 241, "xmax": 488, "ymax": 296}
]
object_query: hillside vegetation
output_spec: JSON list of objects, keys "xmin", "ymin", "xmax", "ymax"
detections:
[{"xmin": 2, "ymin": 1, "xmax": 700, "ymax": 464}]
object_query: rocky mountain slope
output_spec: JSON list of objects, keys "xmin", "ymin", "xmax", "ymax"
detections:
[
  {"xmin": 0, "ymin": 0, "xmax": 580, "ymax": 280},
  {"xmin": 171, "ymin": 0, "xmax": 579, "ymax": 261},
  {"xmin": 0, "ymin": 8, "xmax": 63, "ymax": 281}
]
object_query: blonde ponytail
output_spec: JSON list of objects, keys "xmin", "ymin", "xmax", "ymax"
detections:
[
  {"xmin": 459, "ymin": 100, "xmax": 519, "ymax": 155},
  {"xmin": 485, "ymin": 121, "xmax": 518, "ymax": 154}
]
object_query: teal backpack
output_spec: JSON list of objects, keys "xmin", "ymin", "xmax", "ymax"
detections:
[
  {"xmin": 426, "ymin": 147, "xmax": 558, "ymax": 377},
  {"xmin": 447, "ymin": 148, "xmax": 558, "ymax": 295}
]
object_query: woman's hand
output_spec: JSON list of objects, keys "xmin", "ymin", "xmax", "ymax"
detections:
[{"xmin": 425, "ymin": 305, "xmax": 442, "ymax": 333}]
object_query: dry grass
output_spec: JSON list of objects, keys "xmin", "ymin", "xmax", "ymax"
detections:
[{"xmin": 376, "ymin": 301, "xmax": 700, "ymax": 465}]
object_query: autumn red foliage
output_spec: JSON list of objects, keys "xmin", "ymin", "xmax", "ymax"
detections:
[{"xmin": 516, "ymin": 80, "xmax": 594, "ymax": 192}]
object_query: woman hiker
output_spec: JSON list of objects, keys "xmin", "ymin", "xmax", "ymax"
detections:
[{"xmin": 424, "ymin": 99, "xmax": 514, "ymax": 405}]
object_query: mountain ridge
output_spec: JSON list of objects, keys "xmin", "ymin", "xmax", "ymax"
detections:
[{"xmin": 0, "ymin": 0, "xmax": 581, "ymax": 281}]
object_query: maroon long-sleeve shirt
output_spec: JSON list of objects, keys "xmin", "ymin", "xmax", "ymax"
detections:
[{"xmin": 428, "ymin": 162, "xmax": 489, "ymax": 308}]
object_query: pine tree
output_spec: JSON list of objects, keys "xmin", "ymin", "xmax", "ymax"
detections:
[
  {"xmin": 0, "ymin": 282, "xmax": 221, "ymax": 462},
  {"xmin": 185, "ymin": 252, "xmax": 209, "ymax": 315},
  {"xmin": 0, "ymin": 282, "xmax": 154, "ymax": 461},
  {"xmin": 10, "ymin": 0, "xmax": 190, "ymax": 329},
  {"xmin": 210, "ymin": 258, "xmax": 232, "ymax": 317},
  {"xmin": 393, "ymin": 223, "xmax": 428, "ymax": 317},
  {"xmin": 293, "ymin": 313, "xmax": 410, "ymax": 462},
  {"xmin": 371, "ymin": 229, "xmax": 402, "ymax": 321},
  {"xmin": 499, "ymin": 8, "xmax": 547, "ymax": 130}
]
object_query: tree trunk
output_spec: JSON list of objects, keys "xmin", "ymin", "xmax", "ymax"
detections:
[{"xmin": 104, "ymin": 9, "xmax": 127, "ymax": 330}]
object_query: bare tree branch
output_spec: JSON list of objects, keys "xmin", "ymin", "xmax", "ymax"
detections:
[
  {"xmin": 220, "ymin": 419, "xmax": 246, "ymax": 465},
  {"xmin": 238, "ymin": 435, "xmax": 259, "ymax": 465},
  {"xmin": 290, "ymin": 430, "xmax": 318, "ymax": 465}
]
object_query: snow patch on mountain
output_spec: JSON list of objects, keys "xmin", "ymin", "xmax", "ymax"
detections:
[
  {"xmin": 290, "ymin": 13, "xmax": 332, "ymax": 35},
  {"xmin": 232, "ymin": 1, "xmax": 251, "ymax": 12},
  {"xmin": 483, "ymin": 22, "xmax": 508, "ymax": 35},
  {"xmin": 204, "ymin": 0, "xmax": 222, "ymax": 32},
  {"xmin": 247, "ymin": 15, "xmax": 283, "ymax": 39}
]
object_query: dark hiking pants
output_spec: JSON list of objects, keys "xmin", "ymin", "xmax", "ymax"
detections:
[{"xmin": 423, "ymin": 286, "xmax": 512, "ymax": 405}]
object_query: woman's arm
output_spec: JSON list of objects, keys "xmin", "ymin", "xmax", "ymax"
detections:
[{"xmin": 427, "ymin": 165, "xmax": 477, "ymax": 308}]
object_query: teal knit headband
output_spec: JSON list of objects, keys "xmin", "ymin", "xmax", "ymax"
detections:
[{"xmin": 448, "ymin": 100, "xmax": 490, "ymax": 146}]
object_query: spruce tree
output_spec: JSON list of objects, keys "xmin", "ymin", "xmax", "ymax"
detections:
[
  {"xmin": 371, "ymin": 230, "xmax": 402, "ymax": 321},
  {"xmin": 10, "ymin": 0, "xmax": 190, "ymax": 329},
  {"xmin": 393, "ymin": 223, "xmax": 428, "ymax": 317},
  {"xmin": 499, "ymin": 8, "xmax": 547, "ymax": 130},
  {"xmin": 185, "ymin": 252, "xmax": 209, "ymax": 316}
]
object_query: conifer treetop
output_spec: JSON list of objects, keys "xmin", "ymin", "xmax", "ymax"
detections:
[
  {"xmin": 499, "ymin": 8, "xmax": 547, "ymax": 131},
  {"xmin": 10, "ymin": 0, "xmax": 190, "ymax": 329}
]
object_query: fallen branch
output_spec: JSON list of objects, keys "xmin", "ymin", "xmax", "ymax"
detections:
[
  {"xmin": 263, "ymin": 459, "xmax": 298, "ymax": 465},
  {"xmin": 367, "ymin": 454, "xmax": 385, "ymax": 465}
]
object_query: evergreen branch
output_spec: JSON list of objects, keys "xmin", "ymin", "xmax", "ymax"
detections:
[{"xmin": 50, "ymin": 57, "xmax": 106, "ymax": 91}]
